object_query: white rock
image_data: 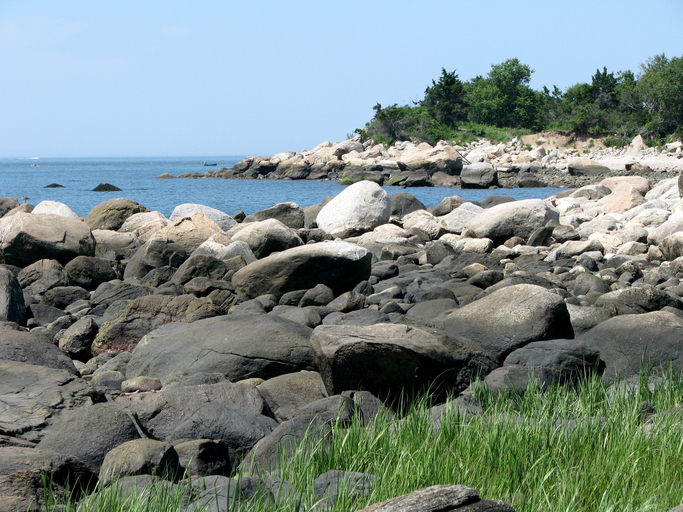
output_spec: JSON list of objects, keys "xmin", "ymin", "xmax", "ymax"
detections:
[
  {"xmin": 170, "ymin": 203, "xmax": 237, "ymax": 231},
  {"xmin": 316, "ymin": 181, "xmax": 391, "ymax": 239},
  {"xmin": 32, "ymin": 200, "xmax": 80, "ymax": 219}
]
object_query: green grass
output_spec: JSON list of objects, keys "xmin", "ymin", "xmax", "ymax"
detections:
[{"xmin": 45, "ymin": 371, "xmax": 683, "ymax": 512}]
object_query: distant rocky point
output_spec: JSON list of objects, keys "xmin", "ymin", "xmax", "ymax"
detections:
[{"xmin": 182, "ymin": 133, "xmax": 683, "ymax": 189}]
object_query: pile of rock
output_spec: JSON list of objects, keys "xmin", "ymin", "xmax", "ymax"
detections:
[
  {"xmin": 175, "ymin": 133, "xmax": 683, "ymax": 190},
  {"xmin": 3, "ymin": 178, "xmax": 683, "ymax": 509}
]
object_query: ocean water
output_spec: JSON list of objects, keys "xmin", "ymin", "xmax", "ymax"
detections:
[{"xmin": 0, "ymin": 157, "xmax": 566, "ymax": 218}]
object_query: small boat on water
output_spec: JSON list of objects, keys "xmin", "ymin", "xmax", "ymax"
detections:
[{"xmin": 203, "ymin": 161, "xmax": 217, "ymax": 166}]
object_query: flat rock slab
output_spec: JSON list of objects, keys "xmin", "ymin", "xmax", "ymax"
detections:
[
  {"xmin": 357, "ymin": 484, "xmax": 514, "ymax": 512},
  {"xmin": 125, "ymin": 314, "xmax": 315, "ymax": 384},
  {"xmin": 0, "ymin": 360, "xmax": 95, "ymax": 439},
  {"xmin": 232, "ymin": 240, "xmax": 372, "ymax": 300}
]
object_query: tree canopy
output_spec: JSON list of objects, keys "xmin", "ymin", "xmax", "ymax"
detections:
[{"xmin": 358, "ymin": 54, "xmax": 682, "ymax": 147}]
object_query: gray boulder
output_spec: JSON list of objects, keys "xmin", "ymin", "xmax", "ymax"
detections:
[
  {"xmin": 92, "ymin": 294, "xmax": 222, "ymax": 354},
  {"xmin": 0, "ymin": 325, "xmax": 77, "ymax": 374},
  {"xmin": 592, "ymin": 285, "xmax": 680, "ymax": 315},
  {"xmin": 17, "ymin": 259, "xmax": 70, "ymax": 298},
  {"xmin": 230, "ymin": 219, "xmax": 303, "ymax": 259},
  {"xmin": 232, "ymin": 241, "xmax": 371, "ymax": 300},
  {"xmin": 567, "ymin": 157, "xmax": 611, "ymax": 176},
  {"xmin": 444, "ymin": 284, "xmax": 574, "ymax": 363},
  {"xmin": 256, "ymin": 370, "xmax": 328, "ymax": 422},
  {"xmin": 0, "ymin": 447, "xmax": 95, "ymax": 511},
  {"xmin": 167, "ymin": 403, "xmax": 278, "ymax": 465},
  {"xmin": 460, "ymin": 163, "xmax": 498, "ymax": 189},
  {"xmin": 123, "ymin": 237, "xmax": 187, "ymax": 280},
  {"xmin": 0, "ymin": 267, "xmax": 25, "ymax": 323},
  {"xmin": 504, "ymin": 338, "xmax": 603, "ymax": 382},
  {"xmin": 577, "ymin": 311, "xmax": 683, "ymax": 382},
  {"xmin": 0, "ymin": 212, "xmax": 95, "ymax": 266},
  {"xmin": 243, "ymin": 201, "xmax": 305, "ymax": 229},
  {"xmin": 169, "ymin": 203, "xmax": 237, "ymax": 231},
  {"xmin": 85, "ymin": 198, "xmax": 149, "ymax": 231},
  {"xmin": 316, "ymin": 181, "xmax": 391, "ymax": 238},
  {"xmin": 0, "ymin": 360, "xmax": 95, "ymax": 438},
  {"xmin": 389, "ymin": 193, "xmax": 426, "ymax": 217},
  {"xmin": 0, "ymin": 198, "xmax": 20, "ymax": 217},
  {"xmin": 99, "ymin": 439, "xmax": 181, "ymax": 486},
  {"xmin": 64, "ymin": 256, "xmax": 117, "ymax": 290},
  {"xmin": 125, "ymin": 314, "xmax": 314, "ymax": 383},
  {"xmin": 311, "ymin": 323, "xmax": 497, "ymax": 401},
  {"xmin": 174, "ymin": 439, "xmax": 231, "ymax": 477},
  {"xmin": 36, "ymin": 403, "xmax": 140, "ymax": 473},
  {"xmin": 461, "ymin": 199, "xmax": 560, "ymax": 245}
]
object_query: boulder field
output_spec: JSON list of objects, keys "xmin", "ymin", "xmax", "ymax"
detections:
[
  {"xmin": 3, "ymin": 179, "xmax": 683, "ymax": 509},
  {"xmin": 174, "ymin": 133, "xmax": 683, "ymax": 190}
]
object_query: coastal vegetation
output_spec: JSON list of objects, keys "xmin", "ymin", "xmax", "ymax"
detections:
[
  {"xmin": 357, "ymin": 54, "xmax": 683, "ymax": 148},
  {"xmin": 44, "ymin": 371, "xmax": 683, "ymax": 512}
]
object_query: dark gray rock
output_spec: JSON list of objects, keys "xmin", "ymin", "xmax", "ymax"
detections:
[
  {"xmin": 389, "ymin": 193, "xmax": 426, "ymax": 217},
  {"xmin": 167, "ymin": 403, "xmax": 278, "ymax": 465},
  {"xmin": 0, "ymin": 267, "xmax": 25, "ymax": 324},
  {"xmin": 171, "ymin": 254, "xmax": 229, "ymax": 285},
  {"xmin": 444, "ymin": 284, "xmax": 574, "ymax": 363},
  {"xmin": 40, "ymin": 285, "xmax": 90, "ymax": 310},
  {"xmin": 123, "ymin": 237, "xmax": 187, "ymax": 281},
  {"xmin": 173, "ymin": 439, "xmax": 231, "ymax": 477},
  {"xmin": 357, "ymin": 484, "xmax": 514, "ymax": 512},
  {"xmin": 504, "ymin": 338, "xmax": 603, "ymax": 383},
  {"xmin": 311, "ymin": 323, "xmax": 497, "ymax": 401},
  {"xmin": 0, "ymin": 360, "xmax": 95, "ymax": 438},
  {"xmin": 0, "ymin": 447, "xmax": 95, "ymax": 512},
  {"xmin": 243, "ymin": 201, "xmax": 305, "ymax": 229},
  {"xmin": 314, "ymin": 469, "xmax": 375, "ymax": 510},
  {"xmin": 232, "ymin": 241, "xmax": 372, "ymax": 300},
  {"xmin": 125, "ymin": 314, "xmax": 314, "ymax": 384},
  {"xmin": 17, "ymin": 259, "xmax": 70, "ymax": 296},
  {"xmin": 256, "ymin": 370, "xmax": 328, "ymax": 423},
  {"xmin": 461, "ymin": 163, "xmax": 498, "ymax": 189},
  {"xmin": 592, "ymin": 285, "xmax": 681, "ymax": 315},
  {"xmin": 0, "ymin": 325, "xmax": 77, "ymax": 374},
  {"xmin": 36, "ymin": 403, "xmax": 140, "ymax": 473},
  {"xmin": 577, "ymin": 310, "xmax": 683, "ymax": 382},
  {"xmin": 64, "ymin": 256, "xmax": 117, "ymax": 290},
  {"xmin": 85, "ymin": 198, "xmax": 149, "ymax": 231},
  {"xmin": 99, "ymin": 438, "xmax": 181, "ymax": 486}
]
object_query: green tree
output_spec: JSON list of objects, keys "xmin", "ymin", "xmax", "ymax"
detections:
[
  {"xmin": 637, "ymin": 54, "xmax": 683, "ymax": 135},
  {"xmin": 465, "ymin": 58, "xmax": 540, "ymax": 129},
  {"xmin": 422, "ymin": 68, "xmax": 466, "ymax": 128}
]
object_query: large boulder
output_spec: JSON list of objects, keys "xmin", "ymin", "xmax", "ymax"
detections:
[
  {"xmin": 17, "ymin": 259, "xmax": 70, "ymax": 296},
  {"xmin": 389, "ymin": 193, "xmax": 426, "ymax": 217},
  {"xmin": 125, "ymin": 314, "xmax": 315, "ymax": 384},
  {"xmin": 316, "ymin": 181, "xmax": 391, "ymax": 238},
  {"xmin": 444, "ymin": 284, "xmax": 574, "ymax": 363},
  {"xmin": 0, "ymin": 325, "xmax": 77, "ymax": 374},
  {"xmin": 0, "ymin": 267, "xmax": 25, "ymax": 323},
  {"xmin": 460, "ymin": 163, "xmax": 498, "ymax": 189},
  {"xmin": 0, "ymin": 213, "xmax": 95, "ymax": 266},
  {"xmin": 158, "ymin": 212, "xmax": 226, "ymax": 254},
  {"xmin": 64, "ymin": 256, "xmax": 117, "ymax": 290},
  {"xmin": 123, "ymin": 237, "xmax": 187, "ymax": 280},
  {"xmin": 567, "ymin": 157, "xmax": 611, "ymax": 176},
  {"xmin": 230, "ymin": 219, "xmax": 303, "ymax": 259},
  {"xmin": 311, "ymin": 323, "xmax": 497, "ymax": 401},
  {"xmin": 99, "ymin": 439, "xmax": 181, "ymax": 486},
  {"xmin": 92, "ymin": 294, "xmax": 222, "ymax": 354},
  {"xmin": 0, "ymin": 360, "xmax": 95, "ymax": 439},
  {"xmin": 577, "ymin": 311, "xmax": 683, "ymax": 382},
  {"xmin": 169, "ymin": 203, "xmax": 237, "ymax": 231},
  {"xmin": 461, "ymin": 199, "xmax": 560, "ymax": 245},
  {"xmin": 0, "ymin": 198, "xmax": 20, "ymax": 218},
  {"xmin": 115, "ymin": 380, "xmax": 272, "ymax": 442},
  {"xmin": 0, "ymin": 447, "xmax": 95, "ymax": 511},
  {"xmin": 243, "ymin": 202, "xmax": 305, "ymax": 229},
  {"xmin": 232, "ymin": 241, "xmax": 372, "ymax": 300},
  {"xmin": 36, "ymin": 403, "xmax": 140, "ymax": 473},
  {"xmin": 85, "ymin": 198, "xmax": 149, "ymax": 231},
  {"xmin": 32, "ymin": 200, "xmax": 80, "ymax": 219},
  {"xmin": 439, "ymin": 203, "xmax": 484, "ymax": 234}
]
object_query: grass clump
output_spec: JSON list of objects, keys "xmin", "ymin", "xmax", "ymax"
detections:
[{"xmin": 46, "ymin": 371, "xmax": 683, "ymax": 512}]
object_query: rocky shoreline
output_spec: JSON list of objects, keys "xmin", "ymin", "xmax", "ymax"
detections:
[
  {"xmin": 168, "ymin": 133, "xmax": 683, "ymax": 191},
  {"xmin": 3, "ymin": 174, "xmax": 683, "ymax": 510}
]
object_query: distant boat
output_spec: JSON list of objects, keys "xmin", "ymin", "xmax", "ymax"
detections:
[{"xmin": 203, "ymin": 161, "xmax": 217, "ymax": 166}]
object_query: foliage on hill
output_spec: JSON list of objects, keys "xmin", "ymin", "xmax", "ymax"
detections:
[{"xmin": 358, "ymin": 54, "xmax": 683, "ymax": 147}]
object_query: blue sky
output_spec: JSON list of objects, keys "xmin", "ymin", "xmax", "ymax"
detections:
[{"xmin": 1, "ymin": 1, "xmax": 681, "ymax": 158}]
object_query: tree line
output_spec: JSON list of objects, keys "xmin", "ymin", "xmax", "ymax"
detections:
[{"xmin": 357, "ymin": 54, "xmax": 683, "ymax": 147}]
